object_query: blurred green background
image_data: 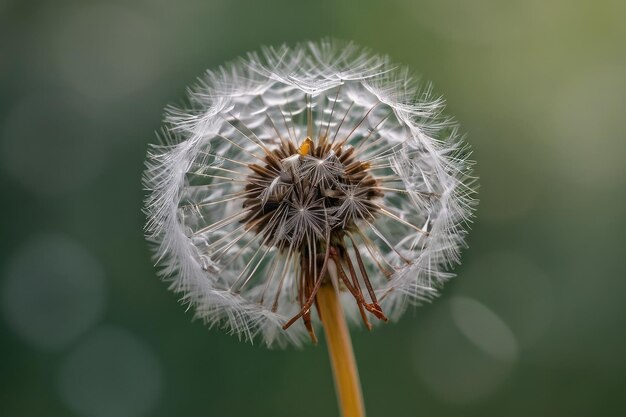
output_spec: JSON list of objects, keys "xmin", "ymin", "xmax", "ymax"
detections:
[{"xmin": 1, "ymin": 0, "xmax": 625, "ymax": 416}]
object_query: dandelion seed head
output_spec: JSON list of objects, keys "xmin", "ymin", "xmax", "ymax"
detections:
[{"xmin": 144, "ymin": 40, "xmax": 477, "ymax": 347}]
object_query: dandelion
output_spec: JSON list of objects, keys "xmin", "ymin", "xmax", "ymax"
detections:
[{"xmin": 144, "ymin": 40, "xmax": 476, "ymax": 417}]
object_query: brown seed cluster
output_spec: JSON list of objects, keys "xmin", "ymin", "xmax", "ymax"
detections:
[
  {"xmin": 241, "ymin": 135, "xmax": 388, "ymax": 341},
  {"xmin": 242, "ymin": 136, "xmax": 383, "ymax": 251}
]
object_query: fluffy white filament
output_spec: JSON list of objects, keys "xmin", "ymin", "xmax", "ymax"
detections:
[{"xmin": 143, "ymin": 40, "xmax": 477, "ymax": 348}]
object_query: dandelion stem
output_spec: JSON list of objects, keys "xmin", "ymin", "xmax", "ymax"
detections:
[{"xmin": 317, "ymin": 282, "xmax": 365, "ymax": 417}]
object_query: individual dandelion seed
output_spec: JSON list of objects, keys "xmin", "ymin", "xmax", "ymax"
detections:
[{"xmin": 143, "ymin": 40, "xmax": 477, "ymax": 417}]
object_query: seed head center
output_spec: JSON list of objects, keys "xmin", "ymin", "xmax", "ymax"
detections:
[{"xmin": 242, "ymin": 137, "xmax": 384, "ymax": 252}]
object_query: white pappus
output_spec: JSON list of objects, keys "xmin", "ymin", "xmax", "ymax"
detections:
[{"xmin": 143, "ymin": 40, "xmax": 477, "ymax": 348}]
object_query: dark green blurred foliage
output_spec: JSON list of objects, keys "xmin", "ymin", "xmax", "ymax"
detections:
[{"xmin": 1, "ymin": 1, "xmax": 625, "ymax": 416}]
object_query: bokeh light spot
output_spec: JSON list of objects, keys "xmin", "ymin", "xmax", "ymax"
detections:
[
  {"xmin": 450, "ymin": 296, "xmax": 519, "ymax": 362},
  {"xmin": 1, "ymin": 234, "xmax": 106, "ymax": 350},
  {"xmin": 458, "ymin": 251, "xmax": 553, "ymax": 350},
  {"xmin": 58, "ymin": 326, "xmax": 163, "ymax": 417},
  {"xmin": 413, "ymin": 299, "xmax": 517, "ymax": 404}
]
